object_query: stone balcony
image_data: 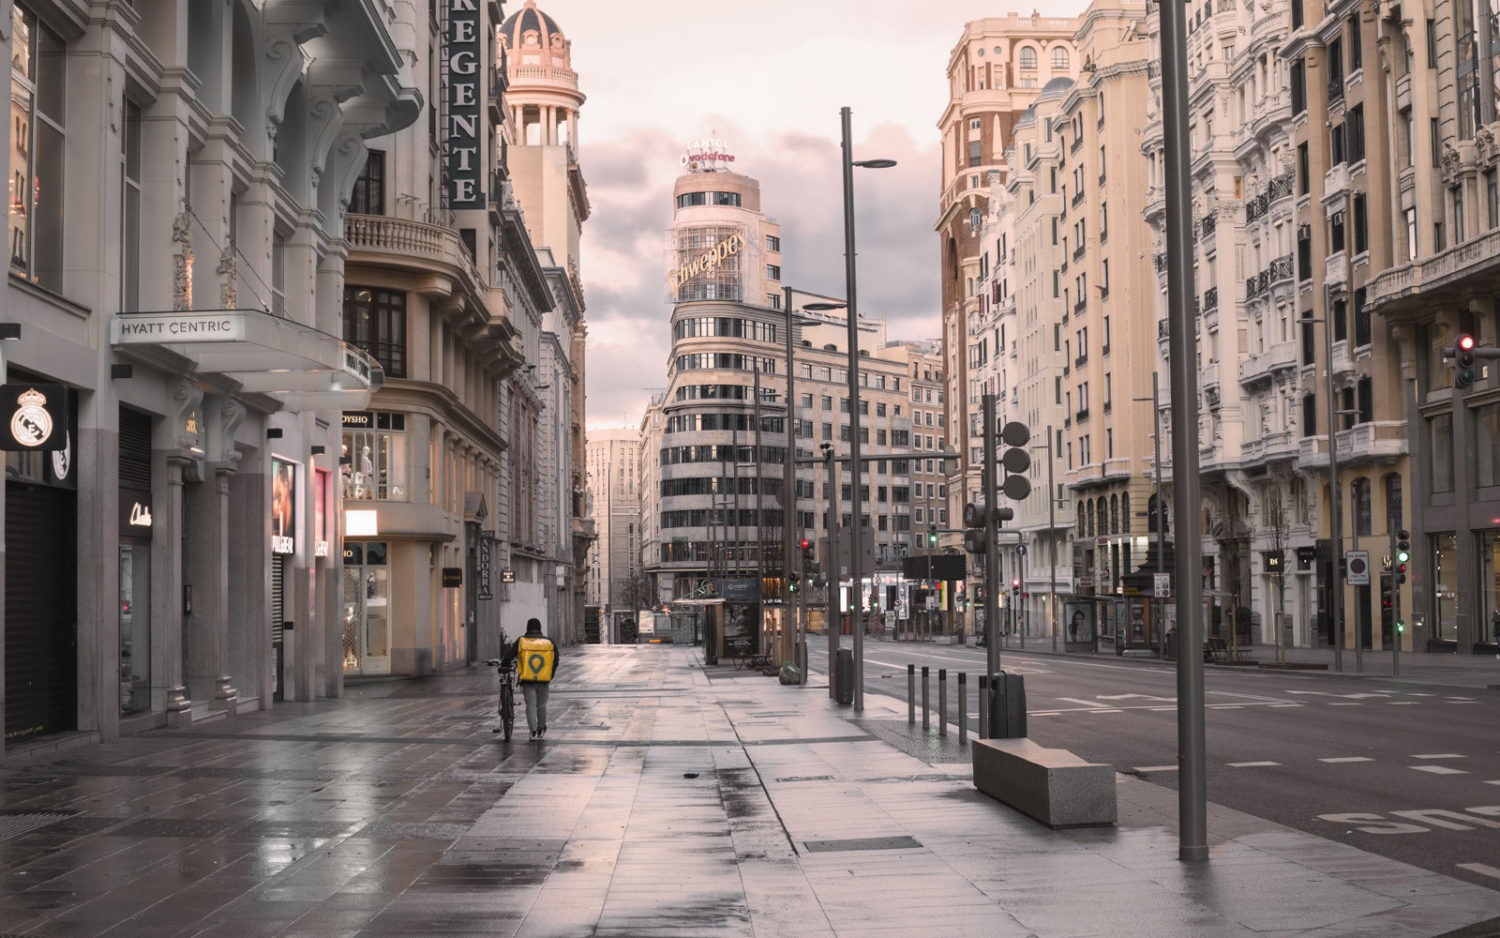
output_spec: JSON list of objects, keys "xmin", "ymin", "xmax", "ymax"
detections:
[
  {"xmin": 1325, "ymin": 252, "xmax": 1349, "ymax": 291},
  {"xmin": 346, "ymin": 213, "xmax": 486, "ymax": 304},
  {"xmin": 1367, "ymin": 225, "xmax": 1500, "ymax": 315},
  {"xmin": 1338, "ymin": 421, "xmax": 1408, "ymax": 461},
  {"xmin": 1322, "ymin": 163, "xmax": 1350, "ymax": 203}
]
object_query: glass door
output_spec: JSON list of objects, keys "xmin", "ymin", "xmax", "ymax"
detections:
[
  {"xmin": 118, "ymin": 542, "xmax": 150, "ymax": 713},
  {"xmin": 341, "ymin": 541, "xmax": 390, "ymax": 674}
]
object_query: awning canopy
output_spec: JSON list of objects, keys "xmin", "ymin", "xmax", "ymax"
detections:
[{"xmin": 112, "ymin": 309, "xmax": 383, "ymax": 411}]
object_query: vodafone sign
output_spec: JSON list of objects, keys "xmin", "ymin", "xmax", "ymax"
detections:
[{"xmin": 680, "ymin": 137, "xmax": 735, "ymax": 171}]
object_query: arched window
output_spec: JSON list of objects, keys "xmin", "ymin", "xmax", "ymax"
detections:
[
  {"xmin": 1120, "ymin": 493, "xmax": 1131, "ymax": 534},
  {"xmin": 1383, "ymin": 472, "xmax": 1402, "ymax": 532},
  {"xmin": 1020, "ymin": 47, "xmax": 1037, "ymax": 69},
  {"xmin": 1110, "ymin": 494, "xmax": 1120, "ymax": 534},
  {"xmin": 1051, "ymin": 47, "xmax": 1070, "ymax": 70},
  {"xmin": 1086, "ymin": 501, "xmax": 1095, "ymax": 537},
  {"xmin": 1077, "ymin": 506, "xmax": 1086, "ymax": 536},
  {"xmin": 1097, "ymin": 497, "xmax": 1108, "ymax": 538}
]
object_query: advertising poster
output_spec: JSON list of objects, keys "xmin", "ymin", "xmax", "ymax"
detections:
[
  {"xmin": 271, "ymin": 457, "xmax": 296, "ymax": 555},
  {"xmin": 1064, "ymin": 601, "xmax": 1096, "ymax": 643}
]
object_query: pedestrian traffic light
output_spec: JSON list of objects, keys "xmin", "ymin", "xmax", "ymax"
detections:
[
  {"xmin": 1455, "ymin": 334, "xmax": 1477, "ymax": 389},
  {"xmin": 999, "ymin": 421, "xmax": 1032, "ymax": 500}
]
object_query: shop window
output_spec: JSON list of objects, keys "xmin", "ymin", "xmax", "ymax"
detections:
[
  {"xmin": 1481, "ymin": 530, "xmax": 1500, "ymax": 645},
  {"xmin": 8, "ymin": 6, "xmax": 67, "ymax": 290},
  {"xmin": 342, "ymin": 286, "xmax": 407, "ymax": 377},
  {"xmin": 342, "ymin": 412, "xmax": 408, "ymax": 500}
]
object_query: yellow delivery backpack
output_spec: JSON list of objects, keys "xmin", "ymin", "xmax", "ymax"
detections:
[{"xmin": 516, "ymin": 635, "xmax": 556, "ymax": 683}]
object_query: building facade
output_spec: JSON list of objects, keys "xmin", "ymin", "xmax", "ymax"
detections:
[
  {"xmin": 2, "ymin": 0, "xmax": 421, "ymax": 754},
  {"xmin": 584, "ymin": 427, "xmax": 642, "ymax": 640},
  {"xmin": 500, "ymin": 1, "xmax": 593, "ymax": 647},
  {"xmin": 937, "ymin": 14, "xmax": 1080, "ymax": 549}
]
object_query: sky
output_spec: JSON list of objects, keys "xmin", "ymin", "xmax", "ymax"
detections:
[{"xmin": 555, "ymin": 0, "xmax": 1087, "ymax": 430}]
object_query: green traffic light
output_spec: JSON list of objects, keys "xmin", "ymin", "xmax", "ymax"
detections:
[
  {"xmin": 1396, "ymin": 621, "xmax": 1404, "ymax": 633},
  {"xmin": 1395, "ymin": 549, "xmax": 1410, "ymax": 564}
]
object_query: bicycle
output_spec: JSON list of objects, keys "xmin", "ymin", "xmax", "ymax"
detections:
[{"xmin": 486, "ymin": 657, "xmax": 518, "ymax": 741}]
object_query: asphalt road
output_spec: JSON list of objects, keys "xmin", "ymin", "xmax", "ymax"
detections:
[{"xmin": 806, "ymin": 639, "xmax": 1500, "ymax": 893}]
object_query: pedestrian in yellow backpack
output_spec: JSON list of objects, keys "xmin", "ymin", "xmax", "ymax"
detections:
[{"xmin": 503, "ymin": 618, "xmax": 558, "ymax": 739}]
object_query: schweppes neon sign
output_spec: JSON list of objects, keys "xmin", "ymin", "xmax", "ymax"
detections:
[{"xmin": 669, "ymin": 228, "xmax": 746, "ymax": 292}]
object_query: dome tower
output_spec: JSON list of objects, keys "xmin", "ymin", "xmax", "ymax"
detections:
[{"xmin": 500, "ymin": 0, "xmax": 585, "ymax": 151}]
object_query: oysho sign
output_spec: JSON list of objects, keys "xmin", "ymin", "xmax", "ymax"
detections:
[
  {"xmin": 680, "ymin": 137, "xmax": 735, "ymax": 171},
  {"xmin": 669, "ymin": 228, "xmax": 746, "ymax": 293},
  {"xmin": 444, "ymin": 0, "xmax": 483, "ymax": 209}
]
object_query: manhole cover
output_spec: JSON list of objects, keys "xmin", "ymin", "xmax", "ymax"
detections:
[
  {"xmin": 803, "ymin": 835, "xmax": 921, "ymax": 853},
  {"xmin": 0, "ymin": 810, "xmax": 76, "ymax": 840}
]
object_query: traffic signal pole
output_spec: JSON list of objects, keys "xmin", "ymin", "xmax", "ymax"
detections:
[{"xmin": 981, "ymin": 395, "xmax": 1001, "ymax": 709}]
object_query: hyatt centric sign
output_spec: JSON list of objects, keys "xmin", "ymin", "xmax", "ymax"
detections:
[{"xmin": 444, "ymin": 0, "xmax": 483, "ymax": 209}]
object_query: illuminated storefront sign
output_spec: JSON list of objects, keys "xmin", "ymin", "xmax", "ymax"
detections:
[
  {"xmin": 444, "ymin": 0, "xmax": 483, "ymax": 208},
  {"xmin": 271, "ymin": 457, "xmax": 296, "ymax": 555}
]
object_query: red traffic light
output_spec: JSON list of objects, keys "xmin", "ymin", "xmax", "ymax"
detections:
[
  {"xmin": 799, "ymin": 538, "xmax": 811, "ymax": 550},
  {"xmin": 1458, "ymin": 333, "xmax": 1476, "ymax": 351}
]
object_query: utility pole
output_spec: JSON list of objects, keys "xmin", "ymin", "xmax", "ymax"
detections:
[
  {"xmin": 824, "ymin": 443, "xmax": 841, "ymax": 700},
  {"xmin": 981, "ymin": 394, "xmax": 1001, "ymax": 708},
  {"xmin": 782, "ymin": 285, "xmax": 799, "ymax": 678},
  {"xmin": 1160, "ymin": 0, "xmax": 1209, "ymax": 861},
  {"xmin": 1047, "ymin": 429, "xmax": 1057, "ymax": 652}
]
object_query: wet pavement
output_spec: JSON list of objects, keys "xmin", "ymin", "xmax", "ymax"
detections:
[{"xmin": 0, "ymin": 644, "xmax": 1497, "ymax": 937}]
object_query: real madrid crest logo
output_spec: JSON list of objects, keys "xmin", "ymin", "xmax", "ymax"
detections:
[{"xmin": 11, "ymin": 387, "xmax": 53, "ymax": 448}]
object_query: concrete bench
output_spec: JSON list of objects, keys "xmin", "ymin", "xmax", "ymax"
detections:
[{"xmin": 972, "ymin": 737, "xmax": 1117, "ymax": 828}]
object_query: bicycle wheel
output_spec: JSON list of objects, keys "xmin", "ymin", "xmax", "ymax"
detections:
[{"xmin": 500, "ymin": 678, "xmax": 515, "ymax": 741}]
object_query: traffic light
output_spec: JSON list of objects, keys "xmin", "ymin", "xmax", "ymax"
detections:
[
  {"xmin": 1455, "ymin": 334, "xmax": 1477, "ymax": 389},
  {"xmin": 963, "ymin": 500, "xmax": 1014, "ymax": 555},
  {"xmin": 1395, "ymin": 530, "xmax": 1409, "ymax": 584},
  {"xmin": 999, "ymin": 421, "xmax": 1032, "ymax": 501},
  {"xmin": 799, "ymin": 538, "xmax": 818, "ymax": 589},
  {"xmin": 927, "ymin": 527, "xmax": 939, "ymax": 547},
  {"xmin": 1011, "ymin": 577, "xmax": 1021, "ymax": 596}
]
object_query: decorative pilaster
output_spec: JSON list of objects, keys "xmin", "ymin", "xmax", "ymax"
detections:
[{"xmin": 172, "ymin": 210, "xmax": 194, "ymax": 310}]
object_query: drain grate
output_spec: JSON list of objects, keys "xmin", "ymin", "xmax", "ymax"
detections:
[
  {"xmin": 0, "ymin": 810, "xmax": 77, "ymax": 840},
  {"xmin": 803, "ymin": 835, "xmax": 921, "ymax": 853}
]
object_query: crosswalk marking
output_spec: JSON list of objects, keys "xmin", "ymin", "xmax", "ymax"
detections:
[
  {"xmin": 1410, "ymin": 765, "xmax": 1468, "ymax": 775},
  {"xmin": 1389, "ymin": 700, "xmax": 1419, "ymax": 705},
  {"xmin": 1413, "ymin": 753, "xmax": 1465, "ymax": 760},
  {"xmin": 1134, "ymin": 765, "xmax": 1178, "ymax": 773},
  {"xmin": 1320, "ymin": 757, "xmax": 1374, "ymax": 763},
  {"xmin": 1228, "ymin": 761, "xmax": 1280, "ymax": 768},
  {"xmin": 1457, "ymin": 863, "xmax": 1500, "ymax": 882}
]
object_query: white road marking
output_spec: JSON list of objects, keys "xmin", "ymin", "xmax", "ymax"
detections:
[
  {"xmin": 1413, "ymin": 753, "xmax": 1466, "ymax": 760},
  {"xmin": 1058, "ymin": 697, "xmax": 1107, "ymax": 708},
  {"xmin": 1134, "ymin": 765, "xmax": 1179, "ymax": 772},
  {"xmin": 1328, "ymin": 702, "xmax": 1362, "ymax": 706},
  {"xmin": 1411, "ymin": 765, "xmax": 1468, "ymax": 775},
  {"xmin": 1320, "ymin": 757, "xmax": 1375, "ymax": 763},
  {"xmin": 1285, "ymin": 690, "xmax": 1393, "ymax": 699},
  {"xmin": 1457, "ymin": 863, "xmax": 1500, "ymax": 882},
  {"xmin": 1228, "ymin": 761, "xmax": 1281, "ymax": 768},
  {"xmin": 1487, "ymin": 780, "xmax": 1500, "ymax": 787},
  {"xmin": 1447, "ymin": 700, "xmax": 1479, "ymax": 704},
  {"xmin": 1389, "ymin": 700, "xmax": 1419, "ymax": 705},
  {"xmin": 1150, "ymin": 707, "xmax": 1177, "ymax": 712},
  {"xmin": 1098, "ymin": 693, "xmax": 1176, "ymax": 701}
]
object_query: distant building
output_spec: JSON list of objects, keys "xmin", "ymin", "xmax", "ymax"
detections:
[{"xmin": 585, "ymin": 429, "xmax": 643, "ymax": 640}]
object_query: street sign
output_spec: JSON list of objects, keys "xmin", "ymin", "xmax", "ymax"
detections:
[
  {"xmin": 1016, "ymin": 544, "xmax": 1027, "ymax": 556},
  {"xmin": 1154, "ymin": 573, "xmax": 1171, "ymax": 598},
  {"xmin": 1346, "ymin": 550, "xmax": 1370, "ymax": 585}
]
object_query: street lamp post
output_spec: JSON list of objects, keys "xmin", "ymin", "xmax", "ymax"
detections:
[
  {"xmin": 1304, "ymin": 295, "xmax": 1345, "ymax": 674},
  {"xmin": 838, "ymin": 105, "xmax": 896, "ymax": 714}
]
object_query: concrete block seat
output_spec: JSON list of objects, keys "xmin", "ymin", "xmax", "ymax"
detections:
[{"xmin": 972, "ymin": 736, "xmax": 1117, "ymax": 828}]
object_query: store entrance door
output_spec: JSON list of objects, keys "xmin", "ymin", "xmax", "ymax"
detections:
[{"xmin": 341, "ymin": 541, "xmax": 390, "ymax": 675}]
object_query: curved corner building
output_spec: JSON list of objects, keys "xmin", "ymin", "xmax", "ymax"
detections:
[{"xmin": 657, "ymin": 161, "xmax": 786, "ymax": 600}]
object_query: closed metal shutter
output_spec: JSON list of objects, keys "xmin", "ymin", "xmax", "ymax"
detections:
[
  {"xmin": 118, "ymin": 408, "xmax": 152, "ymax": 491},
  {"xmin": 4, "ymin": 484, "xmax": 76, "ymax": 742},
  {"xmin": 271, "ymin": 555, "xmax": 285, "ymax": 701}
]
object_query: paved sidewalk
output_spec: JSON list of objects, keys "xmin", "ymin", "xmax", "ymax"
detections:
[{"xmin": 0, "ymin": 644, "xmax": 1496, "ymax": 937}]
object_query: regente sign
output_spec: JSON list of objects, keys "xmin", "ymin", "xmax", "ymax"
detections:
[{"xmin": 445, "ymin": 0, "xmax": 483, "ymax": 209}]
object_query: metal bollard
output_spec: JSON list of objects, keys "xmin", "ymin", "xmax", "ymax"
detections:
[
  {"xmin": 921, "ymin": 666, "xmax": 930, "ymax": 732},
  {"xmin": 938, "ymin": 669, "xmax": 948, "ymax": 737},
  {"xmin": 977, "ymin": 675, "xmax": 988, "ymax": 738},
  {"xmin": 958, "ymin": 672, "xmax": 967, "ymax": 745},
  {"xmin": 907, "ymin": 663, "xmax": 916, "ymax": 724}
]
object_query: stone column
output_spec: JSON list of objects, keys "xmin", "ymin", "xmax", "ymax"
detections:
[
  {"xmin": 184, "ymin": 467, "xmax": 238, "ymax": 713},
  {"xmin": 159, "ymin": 455, "xmax": 193, "ymax": 727}
]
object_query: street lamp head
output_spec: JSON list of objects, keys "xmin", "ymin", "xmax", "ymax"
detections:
[
  {"xmin": 854, "ymin": 158, "xmax": 897, "ymax": 169},
  {"xmin": 803, "ymin": 302, "xmax": 846, "ymax": 311}
]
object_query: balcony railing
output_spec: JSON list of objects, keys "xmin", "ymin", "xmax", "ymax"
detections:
[
  {"xmin": 1071, "ymin": 135, "xmax": 1084, "ymax": 154},
  {"xmin": 1071, "ymin": 189, "xmax": 1086, "ymax": 208},
  {"xmin": 1154, "ymin": 253, "xmax": 1168, "ymax": 272},
  {"xmin": 1074, "ymin": 296, "xmax": 1088, "ymax": 313},
  {"xmin": 1204, "ymin": 286, "xmax": 1219, "ymax": 311},
  {"xmin": 1073, "ymin": 242, "xmax": 1086, "ymax": 261},
  {"xmin": 1158, "ymin": 318, "xmax": 1171, "ymax": 340},
  {"xmin": 1268, "ymin": 254, "xmax": 1294, "ymax": 284},
  {"xmin": 1200, "ymin": 214, "xmax": 1218, "ymax": 237},
  {"xmin": 1269, "ymin": 171, "xmax": 1295, "ymax": 202},
  {"xmin": 1246, "ymin": 275, "xmax": 1261, "ymax": 300}
]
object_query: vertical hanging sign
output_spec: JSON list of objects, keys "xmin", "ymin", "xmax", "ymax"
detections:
[{"xmin": 446, "ymin": 0, "xmax": 483, "ymax": 208}]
